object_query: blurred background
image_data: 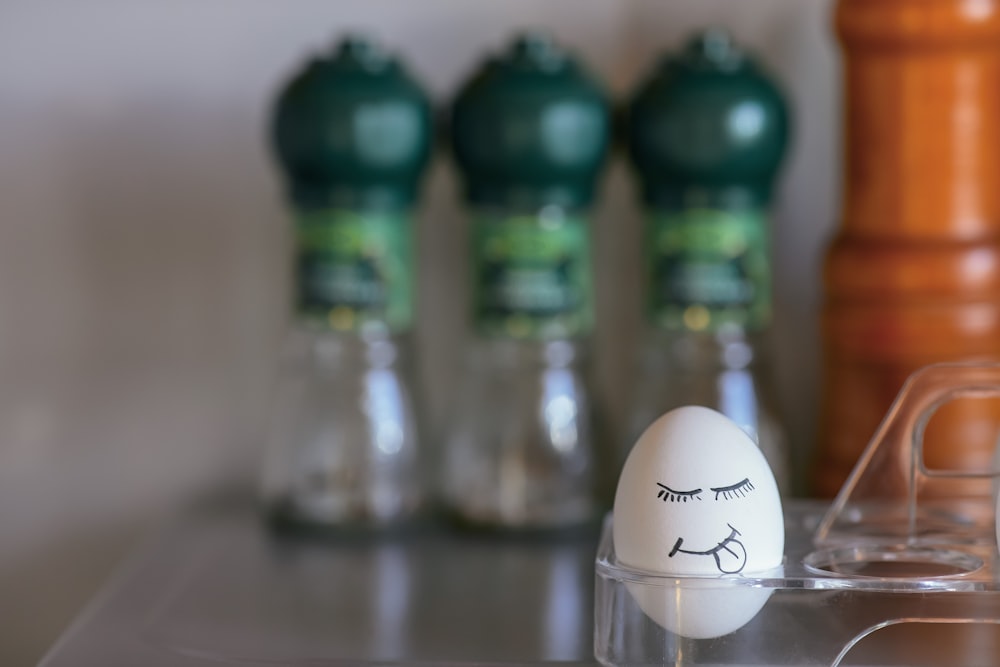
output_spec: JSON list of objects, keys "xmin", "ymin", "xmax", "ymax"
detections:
[{"xmin": 0, "ymin": 0, "xmax": 837, "ymax": 664}]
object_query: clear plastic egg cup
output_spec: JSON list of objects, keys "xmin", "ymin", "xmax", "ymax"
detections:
[{"xmin": 595, "ymin": 363, "xmax": 1000, "ymax": 666}]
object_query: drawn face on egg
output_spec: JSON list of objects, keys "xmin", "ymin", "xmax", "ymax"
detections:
[
  {"xmin": 658, "ymin": 478, "xmax": 756, "ymax": 573},
  {"xmin": 612, "ymin": 406, "xmax": 785, "ymax": 639},
  {"xmin": 614, "ymin": 405, "xmax": 784, "ymax": 578}
]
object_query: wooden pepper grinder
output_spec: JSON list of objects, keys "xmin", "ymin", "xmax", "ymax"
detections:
[{"xmin": 816, "ymin": 0, "xmax": 1000, "ymax": 496}]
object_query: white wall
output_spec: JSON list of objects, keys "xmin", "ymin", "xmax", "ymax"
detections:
[{"xmin": 0, "ymin": 1, "xmax": 838, "ymax": 663}]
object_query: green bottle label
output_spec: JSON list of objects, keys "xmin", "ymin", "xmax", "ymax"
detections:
[
  {"xmin": 646, "ymin": 208, "xmax": 770, "ymax": 333},
  {"xmin": 472, "ymin": 211, "xmax": 593, "ymax": 339},
  {"xmin": 296, "ymin": 209, "xmax": 413, "ymax": 334}
]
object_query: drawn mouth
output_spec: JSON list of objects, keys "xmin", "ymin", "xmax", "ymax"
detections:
[{"xmin": 668, "ymin": 523, "xmax": 747, "ymax": 574}]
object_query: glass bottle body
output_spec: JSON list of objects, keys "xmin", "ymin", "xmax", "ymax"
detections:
[
  {"xmin": 442, "ymin": 205, "xmax": 606, "ymax": 530},
  {"xmin": 443, "ymin": 338, "xmax": 603, "ymax": 529},
  {"xmin": 263, "ymin": 326, "xmax": 423, "ymax": 528}
]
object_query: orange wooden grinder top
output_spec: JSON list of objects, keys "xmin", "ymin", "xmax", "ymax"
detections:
[{"xmin": 816, "ymin": 0, "xmax": 1000, "ymax": 496}]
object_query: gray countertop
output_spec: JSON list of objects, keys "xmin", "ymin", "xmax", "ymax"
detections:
[{"xmin": 39, "ymin": 504, "xmax": 602, "ymax": 666}]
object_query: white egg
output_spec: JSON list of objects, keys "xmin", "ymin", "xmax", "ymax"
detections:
[
  {"xmin": 625, "ymin": 577, "xmax": 776, "ymax": 639},
  {"xmin": 612, "ymin": 406, "xmax": 784, "ymax": 638}
]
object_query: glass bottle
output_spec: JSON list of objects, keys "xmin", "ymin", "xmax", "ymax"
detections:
[
  {"xmin": 623, "ymin": 30, "xmax": 791, "ymax": 492},
  {"xmin": 443, "ymin": 33, "xmax": 613, "ymax": 529},
  {"xmin": 262, "ymin": 36, "xmax": 433, "ymax": 529}
]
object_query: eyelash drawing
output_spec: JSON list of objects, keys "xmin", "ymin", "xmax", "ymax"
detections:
[
  {"xmin": 710, "ymin": 478, "xmax": 755, "ymax": 500},
  {"xmin": 656, "ymin": 483, "xmax": 703, "ymax": 502}
]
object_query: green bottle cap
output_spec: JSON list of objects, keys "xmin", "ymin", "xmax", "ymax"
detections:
[
  {"xmin": 450, "ymin": 33, "xmax": 612, "ymax": 210},
  {"xmin": 626, "ymin": 29, "xmax": 790, "ymax": 208},
  {"xmin": 272, "ymin": 35, "xmax": 433, "ymax": 209}
]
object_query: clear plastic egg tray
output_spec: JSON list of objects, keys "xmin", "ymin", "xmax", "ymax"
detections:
[{"xmin": 594, "ymin": 364, "xmax": 1000, "ymax": 666}]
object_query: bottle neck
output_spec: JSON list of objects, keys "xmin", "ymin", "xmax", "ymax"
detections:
[
  {"xmin": 289, "ymin": 183, "xmax": 420, "ymax": 212},
  {"xmin": 642, "ymin": 326, "xmax": 768, "ymax": 371},
  {"xmin": 465, "ymin": 338, "xmax": 591, "ymax": 371},
  {"xmin": 640, "ymin": 183, "xmax": 772, "ymax": 212},
  {"xmin": 462, "ymin": 183, "xmax": 597, "ymax": 212},
  {"xmin": 286, "ymin": 325, "xmax": 411, "ymax": 371}
]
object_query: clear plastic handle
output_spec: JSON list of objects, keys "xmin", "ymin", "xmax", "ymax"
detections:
[{"xmin": 815, "ymin": 363, "xmax": 1000, "ymax": 546}]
